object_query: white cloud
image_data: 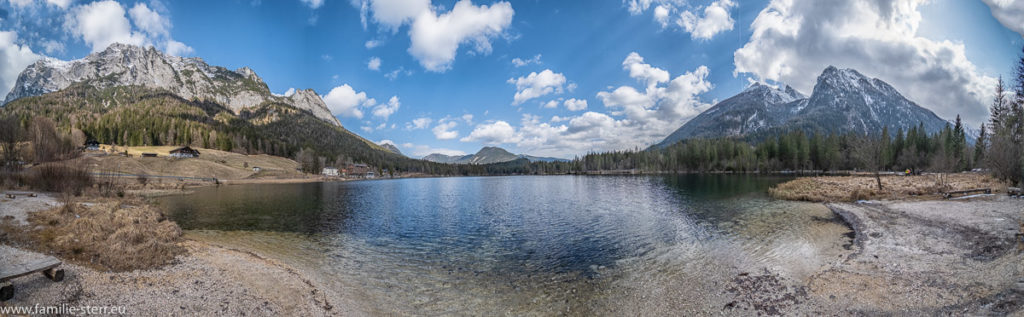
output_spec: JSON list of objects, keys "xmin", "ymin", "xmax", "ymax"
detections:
[
  {"xmin": 460, "ymin": 120, "xmax": 518, "ymax": 144},
  {"xmin": 511, "ymin": 54, "xmax": 541, "ymax": 67},
  {"xmin": 432, "ymin": 120, "xmax": 459, "ymax": 140},
  {"xmin": 367, "ymin": 56, "xmax": 381, "ymax": 71},
  {"xmin": 66, "ymin": 0, "xmax": 147, "ymax": 52},
  {"xmin": 461, "ymin": 114, "xmax": 473, "ymax": 124},
  {"xmin": 322, "ymin": 84, "xmax": 376, "ymax": 118},
  {"xmin": 406, "ymin": 117, "xmax": 432, "ymax": 130},
  {"xmin": 508, "ymin": 69, "xmax": 567, "ymax": 105},
  {"xmin": 627, "ymin": 0, "xmax": 736, "ymax": 40},
  {"xmin": 543, "ymin": 100, "xmax": 559, "ymax": 108},
  {"xmin": 0, "ymin": 30, "xmax": 42, "ymax": 98},
  {"xmin": 352, "ymin": 0, "xmax": 514, "ymax": 72},
  {"xmin": 733, "ymin": 0, "xmax": 997, "ymax": 126},
  {"xmin": 164, "ymin": 39, "xmax": 193, "ymax": 56},
  {"xmin": 46, "ymin": 0, "xmax": 72, "ymax": 9},
  {"xmin": 564, "ymin": 98, "xmax": 588, "ymax": 111},
  {"xmin": 65, "ymin": 0, "xmax": 192, "ymax": 56},
  {"xmin": 129, "ymin": 3, "xmax": 170, "ymax": 37},
  {"xmin": 300, "ymin": 0, "xmax": 324, "ymax": 9},
  {"xmin": 678, "ymin": 0, "xmax": 736, "ymax": 40},
  {"xmin": 983, "ymin": 0, "xmax": 1024, "ymax": 37},
  {"xmin": 40, "ymin": 39, "xmax": 64, "ymax": 54},
  {"xmin": 408, "ymin": 0, "xmax": 515, "ymax": 72},
  {"xmin": 372, "ymin": 95, "xmax": 400, "ymax": 120}
]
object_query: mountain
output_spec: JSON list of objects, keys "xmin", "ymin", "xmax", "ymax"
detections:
[
  {"xmin": 381, "ymin": 143, "xmax": 404, "ymax": 156},
  {"xmin": 655, "ymin": 66, "xmax": 954, "ymax": 148},
  {"xmin": 422, "ymin": 147, "xmax": 568, "ymax": 164},
  {"xmin": 3, "ymin": 43, "xmax": 341, "ymax": 126},
  {"xmin": 0, "ymin": 44, "xmax": 437, "ymax": 173}
]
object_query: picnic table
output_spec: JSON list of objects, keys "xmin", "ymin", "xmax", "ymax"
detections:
[{"xmin": 1, "ymin": 257, "xmax": 63, "ymax": 301}]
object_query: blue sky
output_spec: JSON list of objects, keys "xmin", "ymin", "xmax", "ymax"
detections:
[{"xmin": 1, "ymin": 0, "xmax": 1022, "ymax": 158}]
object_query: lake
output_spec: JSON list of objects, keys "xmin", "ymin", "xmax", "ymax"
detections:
[{"xmin": 157, "ymin": 175, "xmax": 851, "ymax": 315}]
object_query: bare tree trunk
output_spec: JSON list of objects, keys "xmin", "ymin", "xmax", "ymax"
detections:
[{"xmin": 875, "ymin": 171, "xmax": 883, "ymax": 190}]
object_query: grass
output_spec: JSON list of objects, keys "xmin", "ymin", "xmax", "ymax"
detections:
[
  {"xmin": 769, "ymin": 173, "xmax": 1008, "ymax": 202},
  {"xmin": 23, "ymin": 199, "xmax": 184, "ymax": 272},
  {"xmin": 86, "ymin": 145, "xmax": 303, "ymax": 180}
]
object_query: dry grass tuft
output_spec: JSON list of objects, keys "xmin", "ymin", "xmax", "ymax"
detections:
[
  {"xmin": 26, "ymin": 199, "xmax": 183, "ymax": 272},
  {"xmin": 770, "ymin": 173, "xmax": 1008, "ymax": 202}
]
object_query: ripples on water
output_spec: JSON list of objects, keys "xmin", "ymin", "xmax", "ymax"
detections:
[{"xmin": 160, "ymin": 175, "xmax": 851, "ymax": 315}]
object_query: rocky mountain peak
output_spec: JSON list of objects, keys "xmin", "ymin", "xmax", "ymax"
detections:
[
  {"xmin": 3, "ymin": 43, "xmax": 340, "ymax": 126},
  {"xmin": 655, "ymin": 66, "xmax": 954, "ymax": 148}
]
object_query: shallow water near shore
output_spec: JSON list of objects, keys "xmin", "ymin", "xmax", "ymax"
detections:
[{"xmin": 158, "ymin": 175, "xmax": 852, "ymax": 315}]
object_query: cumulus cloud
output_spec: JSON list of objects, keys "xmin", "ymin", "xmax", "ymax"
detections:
[
  {"xmin": 408, "ymin": 0, "xmax": 514, "ymax": 72},
  {"xmin": 678, "ymin": 0, "xmax": 736, "ymax": 40},
  {"xmin": 322, "ymin": 84, "xmax": 376, "ymax": 118},
  {"xmin": 543, "ymin": 99, "xmax": 560, "ymax": 109},
  {"xmin": 367, "ymin": 56, "xmax": 381, "ymax": 70},
  {"xmin": 508, "ymin": 69, "xmax": 567, "ymax": 105},
  {"xmin": 627, "ymin": 0, "xmax": 736, "ymax": 40},
  {"xmin": 451, "ymin": 53, "xmax": 713, "ymax": 157},
  {"xmin": 511, "ymin": 54, "xmax": 541, "ymax": 67},
  {"xmin": 461, "ymin": 114, "xmax": 473, "ymax": 124},
  {"xmin": 129, "ymin": 3, "xmax": 170, "ymax": 37},
  {"xmin": 65, "ymin": 0, "xmax": 192, "ymax": 55},
  {"xmin": 354, "ymin": 0, "xmax": 514, "ymax": 72},
  {"xmin": 733, "ymin": 0, "xmax": 997, "ymax": 126},
  {"xmin": 460, "ymin": 120, "xmax": 518, "ymax": 144},
  {"xmin": 0, "ymin": 30, "xmax": 42, "ymax": 98},
  {"xmin": 564, "ymin": 98, "xmax": 588, "ymax": 111},
  {"xmin": 983, "ymin": 0, "xmax": 1024, "ymax": 37},
  {"xmin": 365, "ymin": 40, "xmax": 382, "ymax": 49},
  {"xmin": 406, "ymin": 117, "xmax": 432, "ymax": 130},
  {"xmin": 432, "ymin": 119, "xmax": 459, "ymax": 140},
  {"xmin": 300, "ymin": 0, "xmax": 324, "ymax": 9},
  {"xmin": 372, "ymin": 96, "xmax": 400, "ymax": 120},
  {"xmin": 65, "ymin": 0, "xmax": 147, "ymax": 52}
]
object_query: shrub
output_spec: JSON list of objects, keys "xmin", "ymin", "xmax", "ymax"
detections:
[
  {"xmin": 26, "ymin": 164, "xmax": 92, "ymax": 196},
  {"xmin": 28, "ymin": 200, "xmax": 183, "ymax": 272}
]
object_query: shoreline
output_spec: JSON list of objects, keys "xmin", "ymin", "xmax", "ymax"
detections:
[{"xmin": 3, "ymin": 181, "xmax": 1023, "ymax": 314}]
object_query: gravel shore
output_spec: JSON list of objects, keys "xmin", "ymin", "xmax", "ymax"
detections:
[
  {"xmin": 0, "ymin": 241, "xmax": 360, "ymax": 316},
  {"xmin": 805, "ymin": 197, "xmax": 1024, "ymax": 315}
]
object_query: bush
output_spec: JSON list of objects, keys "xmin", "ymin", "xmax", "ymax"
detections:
[
  {"xmin": 28, "ymin": 200, "xmax": 183, "ymax": 271},
  {"xmin": 26, "ymin": 164, "xmax": 92, "ymax": 195}
]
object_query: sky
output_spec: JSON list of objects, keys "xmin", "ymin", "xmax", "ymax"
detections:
[{"xmin": 1, "ymin": 0, "xmax": 1022, "ymax": 159}]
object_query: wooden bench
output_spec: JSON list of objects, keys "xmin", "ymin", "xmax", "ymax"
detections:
[
  {"xmin": 943, "ymin": 188, "xmax": 992, "ymax": 199},
  {"xmin": 1009, "ymin": 187, "xmax": 1023, "ymax": 197},
  {"xmin": 1, "ymin": 257, "xmax": 63, "ymax": 301}
]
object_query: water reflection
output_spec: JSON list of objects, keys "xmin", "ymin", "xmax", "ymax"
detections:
[{"xmin": 160, "ymin": 175, "xmax": 851, "ymax": 315}]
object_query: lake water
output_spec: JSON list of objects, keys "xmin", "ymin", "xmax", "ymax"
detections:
[{"xmin": 157, "ymin": 175, "xmax": 851, "ymax": 315}]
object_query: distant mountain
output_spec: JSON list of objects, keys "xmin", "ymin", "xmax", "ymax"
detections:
[
  {"xmin": 422, "ymin": 147, "xmax": 567, "ymax": 164},
  {"xmin": 381, "ymin": 143, "xmax": 404, "ymax": 156},
  {"xmin": 3, "ymin": 43, "xmax": 341, "ymax": 126},
  {"xmin": 655, "ymin": 66, "xmax": 956, "ymax": 148}
]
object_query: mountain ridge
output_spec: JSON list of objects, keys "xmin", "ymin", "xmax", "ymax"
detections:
[
  {"xmin": 655, "ymin": 66, "xmax": 958, "ymax": 148},
  {"xmin": 3, "ymin": 43, "xmax": 341, "ymax": 126},
  {"xmin": 422, "ymin": 146, "xmax": 567, "ymax": 164}
]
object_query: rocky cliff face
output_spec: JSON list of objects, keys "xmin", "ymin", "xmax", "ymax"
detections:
[
  {"xmin": 655, "ymin": 66, "xmax": 955, "ymax": 148},
  {"xmin": 3, "ymin": 43, "xmax": 341, "ymax": 126}
]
